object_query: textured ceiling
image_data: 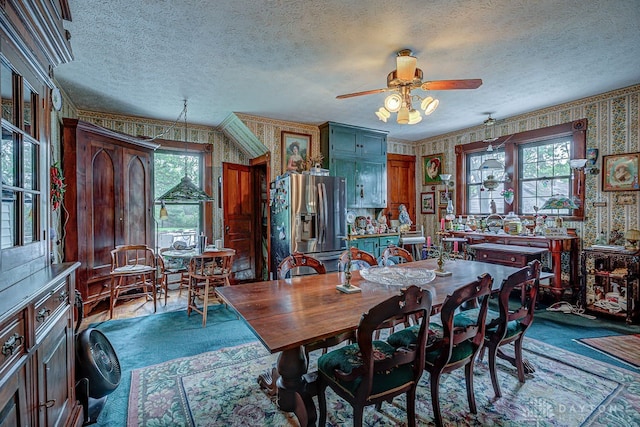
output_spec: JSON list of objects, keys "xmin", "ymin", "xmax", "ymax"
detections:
[{"xmin": 54, "ymin": 0, "xmax": 640, "ymax": 142}]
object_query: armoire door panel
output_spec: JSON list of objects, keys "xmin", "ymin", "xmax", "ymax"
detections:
[
  {"xmin": 89, "ymin": 148, "xmax": 117, "ymax": 281},
  {"xmin": 123, "ymin": 153, "xmax": 149, "ymax": 245}
]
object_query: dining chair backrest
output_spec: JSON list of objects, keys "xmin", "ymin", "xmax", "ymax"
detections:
[
  {"xmin": 277, "ymin": 252, "xmax": 326, "ymax": 279},
  {"xmin": 484, "ymin": 259, "xmax": 541, "ymax": 398},
  {"xmin": 316, "ymin": 285, "xmax": 433, "ymax": 426},
  {"xmin": 189, "ymin": 249, "xmax": 235, "ymax": 286},
  {"xmin": 339, "ymin": 247, "xmax": 378, "ymax": 271},
  {"xmin": 439, "ymin": 273, "xmax": 493, "ymax": 354},
  {"xmin": 111, "ymin": 244, "xmax": 156, "ymax": 270},
  {"xmin": 381, "ymin": 245, "xmax": 414, "ymax": 266}
]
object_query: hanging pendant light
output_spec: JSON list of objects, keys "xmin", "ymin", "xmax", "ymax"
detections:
[{"xmin": 157, "ymin": 100, "xmax": 213, "ymax": 204}]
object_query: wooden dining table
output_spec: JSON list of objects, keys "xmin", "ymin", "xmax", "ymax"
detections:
[{"xmin": 216, "ymin": 258, "xmax": 538, "ymax": 426}]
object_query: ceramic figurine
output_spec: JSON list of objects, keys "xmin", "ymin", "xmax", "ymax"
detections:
[{"xmin": 398, "ymin": 204, "xmax": 412, "ymax": 232}]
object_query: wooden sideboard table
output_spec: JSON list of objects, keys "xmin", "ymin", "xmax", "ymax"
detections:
[
  {"xmin": 470, "ymin": 243, "xmax": 548, "ymax": 267},
  {"xmin": 452, "ymin": 231, "xmax": 579, "ymax": 300}
]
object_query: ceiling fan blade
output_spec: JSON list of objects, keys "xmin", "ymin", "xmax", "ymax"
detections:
[
  {"xmin": 336, "ymin": 88, "xmax": 390, "ymax": 99},
  {"xmin": 421, "ymin": 79, "xmax": 483, "ymax": 91}
]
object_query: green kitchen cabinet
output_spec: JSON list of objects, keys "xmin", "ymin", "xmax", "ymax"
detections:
[{"xmin": 320, "ymin": 122, "xmax": 388, "ymax": 208}]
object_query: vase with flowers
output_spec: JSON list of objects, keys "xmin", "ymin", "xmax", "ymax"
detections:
[
  {"xmin": 501, "ymin": 187, "xmax": 514, "ymax": 205},
  {"xmin": 50, "ymin": 162, "xmax": 65, "ymax": 211}
]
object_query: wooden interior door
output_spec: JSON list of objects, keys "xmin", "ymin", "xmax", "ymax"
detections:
[
  {"xmin": 387, "ymin": 153, "xmax": 416, "ymax": 224},
  {"xmin": 223, "ymin": 162, "xmax": 255, "ymax": 282}
]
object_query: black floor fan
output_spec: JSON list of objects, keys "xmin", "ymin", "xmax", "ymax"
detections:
[{"xmin": 74, "ymin": 291, "xmax": 122, "ymax": 425}]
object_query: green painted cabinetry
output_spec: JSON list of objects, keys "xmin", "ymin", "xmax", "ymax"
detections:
[
  {"xmin": 349, "ymin": 234, "xmax": 400, "ymax": 259},
  {"xmin": 320, "ymin": 122, "xmax": 388, "ymax": 208}
]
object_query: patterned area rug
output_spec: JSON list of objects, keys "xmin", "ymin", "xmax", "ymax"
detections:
[
  {"xmin": 577, "ymin": 334, "xmax": 640, "ymax": 369},
  {"xmin": 128, "ymin": 338, "xmax": 640, "ymax": 426}
]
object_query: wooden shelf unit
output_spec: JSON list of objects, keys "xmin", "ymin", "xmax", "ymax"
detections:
[{"xmin": 580, "ymin": 247, "xmax": 639, "ymax": 324}]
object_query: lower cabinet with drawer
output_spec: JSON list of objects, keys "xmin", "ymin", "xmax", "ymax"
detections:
[
  {"xmin": 0, "ymin": 262, "xmax": 81, "ymax": 427},
  {"xmin": 349, "ymin": 233, "xmax": 400, "ymax": 260},
  {"xmin": 470, "ymin": 243, "xmax": 548, "ymax": 268}
]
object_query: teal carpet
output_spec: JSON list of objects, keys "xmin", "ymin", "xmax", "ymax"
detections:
[
  {"xmin": 91, "ymin": 305, "xmax": 256, "ymax": 426},
  {"xmin": 528, "ymin": 304, "xmax": 640, "ymax": 370},
  {"xmin": 92, "ymin": 302, "xmax": 640, "ymax": 426}
]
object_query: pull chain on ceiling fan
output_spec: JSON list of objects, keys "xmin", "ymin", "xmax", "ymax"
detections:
[{"xmin": 337, "ymin": 49, "xmax": 482, "ymax": 125}]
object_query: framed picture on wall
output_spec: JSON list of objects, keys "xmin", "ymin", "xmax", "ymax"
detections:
[
  {"xmin": 602, "ymin": 152, "xmax": 639, "ymax": 191},
  {"xmin": 438, "ymin": 189, "xmax": 454, "ymax": 206},
  {"xmin": 421, "ymin": 192, "xmax": 436, "ymax": 214},
  {"xmin": 422, "ymin": 153, "xmax": 445, "ymax": 185},
  {"xmin": 281, "ymin": 131, "xmax": 311, "ymax": 174}
]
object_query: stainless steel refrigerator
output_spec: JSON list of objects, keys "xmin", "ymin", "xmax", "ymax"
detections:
[{"xmin": 270, "ymin": 174, "xmax": 347, "ymax": 275}]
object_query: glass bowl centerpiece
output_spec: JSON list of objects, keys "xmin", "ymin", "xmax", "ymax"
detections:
[{"xmin": 360, "ymin": 266, "xmax": 436, "ymax": 286}]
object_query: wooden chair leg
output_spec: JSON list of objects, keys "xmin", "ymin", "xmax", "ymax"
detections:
[
  {"xmin": 201, "ymin": 281, "xmax": 209, "ymax": 327},
  {"xmin": 406, "ymin": 388, "xmax": 417, "ymax": 427},
  {"xmin": 465, "ymin": 361, "xmax": 478, "ymax": 413},
  {"xmin": 109, "ymin": 277, "xmax": 116, "ymax": 319},
  {"xmin": 317, "ymin": 380, "xmax": 328, "ymax": 427},
  {"xmin": 514, "ymin": 337, "xmax": 525, "ymax": 383},
  {"xmin": 488, "ymin": 343, "xmax": 502, "ymax": 398},
  {"xmin": 430, "ymin": 374, "xmax": 443, "ymax": 427}
]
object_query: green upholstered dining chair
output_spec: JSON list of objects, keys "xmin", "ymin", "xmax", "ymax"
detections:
[
  {"xmin": 481, "ymin": 259, "xmax": 541, "ymax": 398},
  {"xmin": 381, "ymin": 244, "xmax": 414, "ymax": 266},
  {"xmin": 277, "ymin": 251, "xmax": 327, "ymax": 278},
  {"xmin": 277, "ymin": 252, "xmax": 352, "ymax": 360},
  {"xmin": 388, "ymin": 273, "xmax": 493, "ymax": 427},
  {"xmin": 317, "ymin": 285, "xmax": 433, "ymax": 427},
  {"xmin": 339, "ymin": 247, "xmax": 378, "ymax": 271}
]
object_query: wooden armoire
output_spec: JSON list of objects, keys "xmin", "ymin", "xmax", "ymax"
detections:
[{"xmin": 62, "ymin": 119, "xmax": 159, "ymax": 311}]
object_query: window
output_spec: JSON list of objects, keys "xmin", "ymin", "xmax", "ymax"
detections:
[
  {"xmin": 154, "ymin": 150, "xmax": 204, "ymax": 250},
  {"xmin": 456, "ymin": 119, "xmax": 587, "ymax": 220},
  {"xmin": 1, "ymin": 60, "xmax": 41, "ymax": 249}
]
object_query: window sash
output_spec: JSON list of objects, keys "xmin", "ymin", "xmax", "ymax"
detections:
[{"xmin": 455, "ymin": 119, "xmax": 587, "ymax": 220}]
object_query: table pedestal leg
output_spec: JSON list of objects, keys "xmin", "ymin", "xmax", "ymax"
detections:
[
  {"xmin": 276, "ymin": 347, "xmax": 317, "ymax": 427},
  {"xmin": 258, "ymin": 346, "xmax": 317, "ymax": 426}
]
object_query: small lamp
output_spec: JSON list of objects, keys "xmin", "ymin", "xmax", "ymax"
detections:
[
  {"xmin": 624, "ymin": 229, "xmax": 640, "ymax": 251},
  {"xmin": 159, "ymin": 201, "xmax": 169, "ymax": 220},
  {"xmin": 541, "ymin": 195, "xmax": 579, "ymax": 228}
]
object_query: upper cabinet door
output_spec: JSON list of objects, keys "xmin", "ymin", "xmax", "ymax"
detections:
[{"xmin": 329, "ymin": 125, "xmax": 358, "ymax": 156}]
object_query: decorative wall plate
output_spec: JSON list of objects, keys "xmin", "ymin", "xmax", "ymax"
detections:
[{"xmin": 346, "ymin": 211, "xmax": 356, "ymax": 224}]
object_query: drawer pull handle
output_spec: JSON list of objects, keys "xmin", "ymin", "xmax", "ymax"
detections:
[
  {"xmin": 40, "ymin": 399, "xmax": 56, "ymax": 408},
  {"xmin": 2, "ymin": 333, "xmax": 24, "ymax": 356},
  {"xmin": 37, "ymin": 307, "xmax": 51, "ymax": 322},
  {"xmin": 57, "ymin": 290, "xmax": 68, "ymax": 303},
  {"xmin": 510, "ymin": 257, "xmax": 516, "ymax": 262},
  {"xmin": 482, "ymin": 254, "xmax": 488, "ymax": 258}
]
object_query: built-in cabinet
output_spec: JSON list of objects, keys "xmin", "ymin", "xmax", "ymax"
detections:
[
  {"xmin": 349, "ymin": 233, "xmax": 400, "ymax": 259},
  {"xmin": 581, "ymin": 247, "xmax": 639, "ymax": 324},
  {"xmin": 62, "ymin": 119, "xmax": 159, "ymax": 311},
  {"xmin": 320, "ymin": 122, "xmax": 388, "ymax": 208},
  {"xmin": 0, "ymin": 263, "xmax": 82, "ymax": 426}
]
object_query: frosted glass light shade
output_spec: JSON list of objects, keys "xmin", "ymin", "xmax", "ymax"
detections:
[
  {"xmin": 397, "ymin": 106, "xmax": 410, "ymax": 124},
  {"xmin": 408, "ymin": 109, "xmax": 422, "ymax": 124},
  {"xmin": 375, "ymin": 107, "xmax": 390, "ymax": 122},
  {"xmin": 384, "ymin": 93, "xmax": 403, "ymax": 112},
  {"xmin": 421, "ymin": 97, "xmax": 439, "ymax": 115}
]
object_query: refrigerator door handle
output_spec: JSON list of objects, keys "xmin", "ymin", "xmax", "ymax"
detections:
[{"xmin": 318, "ymin": 182, "xmax": 327, "ymax": 244}]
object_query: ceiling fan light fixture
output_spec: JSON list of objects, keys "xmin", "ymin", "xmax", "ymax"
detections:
[
  {"xmin": 422, "ymin": 97, "xmax": 439, "ymax": 115},
  {"xmin": 375, "ymin": 107, "xmax": 390, "ymax": 122},
  {"xmin": 396, "ymin": 50, "xmax": 417, "ymax": 81},
  {"xmin": 408, "ymin": 109, "xmax": 422, "ymax": 124},
  {"xmin": 397, "ymin": 105, "xmax": 410, "ymax": 124},
  {"xmin": 384, "ymin": 93, "xmax": 403, "ymax": 112}
]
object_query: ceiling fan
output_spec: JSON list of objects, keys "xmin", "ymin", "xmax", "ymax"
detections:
[
  {"xmin": 481, "ymin": 114, "xmax": 513, "ymax": 150},
  {"xmin": 336, "ymin": 49, "xmax": 482, "ymax": 124}
]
